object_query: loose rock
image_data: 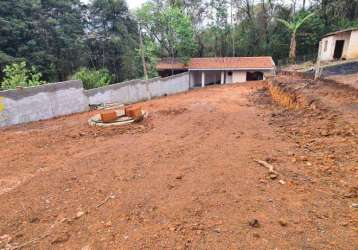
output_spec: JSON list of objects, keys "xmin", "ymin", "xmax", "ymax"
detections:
[
  {"xmin": 248, "ymin": 219, "xmax": 260, "ymax": 228},
  {"xmin": 278, "ymin": 219, "xmax": 288, "ymax": 227},
  {"xmin": 51, "ymin": 232, "xmax": 70, "ymax": 244}
]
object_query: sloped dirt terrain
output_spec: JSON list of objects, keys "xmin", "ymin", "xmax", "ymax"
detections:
[{"xmin": 0, "ymin": 81, "xmax": 357, "ymax": 250}]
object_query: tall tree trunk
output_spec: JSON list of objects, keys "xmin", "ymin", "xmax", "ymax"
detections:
[
  {"xmin": 302, "ymin": 0, "xmax": 306, "ymax": 10},
  {"xmin": 289, "ymin": 32, "xmax": 296, "ymax": 63}
]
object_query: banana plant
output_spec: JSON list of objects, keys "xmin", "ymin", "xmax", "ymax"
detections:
[{"xmin": 277, "ymin": 12, "xmax": 315, "ymax": 63}]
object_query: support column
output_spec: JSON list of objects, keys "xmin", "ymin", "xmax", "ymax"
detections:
[
  {"xmin": 221, "ymin": 71, "xmax": 225, "ymax": 84},
  {"xmin": 201, "ymin": 71, "xmax": 205, "ymax": 88}
]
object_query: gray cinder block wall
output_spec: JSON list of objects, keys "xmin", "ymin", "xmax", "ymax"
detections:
[
  {"xmin": 0, "ymin": 73, "xmax": 190, "ymax": 128},
  {"xmin": 84, "ymin": 72, "xmax": 189, "ymax": 105},
  {"xmin": 0, "ymin": 80, "xmax": 89, "ymax": 128}
]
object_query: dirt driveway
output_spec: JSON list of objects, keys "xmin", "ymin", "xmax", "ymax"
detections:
[{"xmin": 0, "ymin": 82, "xmax": 357, "ymax": 249}]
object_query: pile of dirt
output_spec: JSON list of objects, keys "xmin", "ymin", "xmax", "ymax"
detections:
[
  {"xmin": 253, "ymin": 75, "xmax": 358, "ymax": 202},
  {"xmin": 268, "ymin": 79, "xmax": 315, "ymax": 109}
]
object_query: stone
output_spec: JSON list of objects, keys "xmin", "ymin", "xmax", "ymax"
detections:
[
  {"xmin": 75, "ymin": 211, "xmax": 85, "ymax": 219},
  {"xmin": 253, "ymin": 232, "xmax": 260, "ymax": 238},
  {"xmin": 51, "ymin": 232, "xmax": 70, "ymax": 244},
  {"xmin": 248, "ymin": 219, "xmax": 260, "ymax": 228},
  {"xmin": 351, "ymin": 203, "xmax": 358, "ymax": 209},
  {"xmin": 278, "ymin": 219, "xmax": 288, "ymax": 227},
  {"xmin": 269, "ymin": 174, "xmax": 278, "ymax": 180},
  {"xmin": 29, "ymin": 217, "xmax": 40, "ymax": 224}
]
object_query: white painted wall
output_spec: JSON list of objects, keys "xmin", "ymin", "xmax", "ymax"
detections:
[
  {"xmin": 319, "ymin": 32, "xmax": 351, "ymax": 61},
  {"xmin": 232, "ymin": 71, "xmax": 247, "ymax": 83},
  {"xmin": 226, "ymin": 71, "xmax": 233, "ymax": 83},
  {"xmin": 347, "ymin": 30, "xmax": 358, "ymax": 59}
]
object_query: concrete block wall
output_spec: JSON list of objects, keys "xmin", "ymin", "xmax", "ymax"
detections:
[
  {"xmin": 0, "ymin": 73, "xmax": 189, "ymax": 128},
  {"xmin": 85, "ymin": 72, "xmax": 189, "ymax": 105},
  {"xmin": 0, "ymin": 80, "xmax": 89, "ymax": 128}
]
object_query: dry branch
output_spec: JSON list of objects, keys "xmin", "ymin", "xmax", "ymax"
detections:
[{"xmin": 254, "ymin": 160, "xmax": 279, "ymax": 175}]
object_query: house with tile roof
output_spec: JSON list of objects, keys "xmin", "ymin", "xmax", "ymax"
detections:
[{"xmin": 156, "ymin": 57, "xmax": 276, "ymax": 88}]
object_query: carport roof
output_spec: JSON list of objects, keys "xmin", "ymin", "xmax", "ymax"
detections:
[{"xmin": 156, "ymin": 57, "xmax": 275, "ymax": 71}]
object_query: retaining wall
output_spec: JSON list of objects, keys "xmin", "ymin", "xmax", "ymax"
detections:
[
  {"xmin": 278, "ymin": 70, "xmax": 314, "ymax": 79},
  {"xmin": 0, "ymin": 81, "xmax": 89, "ymax": 128},
  {"xmin": 84, "ymin": 72, "xmax": 189, "ymax": 105}
]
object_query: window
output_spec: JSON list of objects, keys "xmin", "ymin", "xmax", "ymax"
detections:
[{"xmin": 228, "ymin": 71, "xmax": 233, "ymax": 76}]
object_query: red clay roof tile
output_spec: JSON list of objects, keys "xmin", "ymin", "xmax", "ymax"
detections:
[{"xmin": 156, "ymin": 57, "xmax": 275, "ymax": 70}]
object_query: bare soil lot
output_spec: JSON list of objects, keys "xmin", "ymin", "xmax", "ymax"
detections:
[
  {"xmin": 0, "ymin": 81, "xmax": 357, "ymax": 249},
  {"xmin": 328, "ymin": 73, "xmax": 358, "ymax": 90}
]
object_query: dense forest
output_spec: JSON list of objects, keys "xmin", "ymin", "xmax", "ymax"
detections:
[{"xmin": 0, "ymin": 0, "xmax": 357, "ymax": 89}]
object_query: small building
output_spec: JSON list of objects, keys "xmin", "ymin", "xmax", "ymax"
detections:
[
  {"xmin": 156, "ymin": 57, "xmax": 276, "ymax": 88},
  {"xmin": 318, "ymin": 27, "xmax": 358, "ymax": 62}
]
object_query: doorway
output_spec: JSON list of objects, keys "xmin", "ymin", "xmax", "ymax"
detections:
[
  {"xmin": 246, "ymin": 71, "xmax": 264, "ymax": 81},
  {"xmin": 333, "ymin": 40, "xmax": 345, "ymax": 59}
]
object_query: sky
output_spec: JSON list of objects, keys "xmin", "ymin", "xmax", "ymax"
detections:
[{"xmin": 126, "ymin": 0, "xmax": 147, "ymax": 9}]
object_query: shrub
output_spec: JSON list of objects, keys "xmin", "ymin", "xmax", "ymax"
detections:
[
  {"xmin": 72, "ymin": 68, "xmax": 112, "ymax": 89},
  {"xmin": 1, "ymin": 62, "xmax": 45, "ymax": 90}
]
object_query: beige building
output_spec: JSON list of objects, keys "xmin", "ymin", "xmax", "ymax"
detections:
[
  {"xmin": 318, "ymin": 27, "xmax": 358, "ymax": 61},
  {"xmin": 156, "ymin": 57, "xmax": 276, "ymax": 88}
]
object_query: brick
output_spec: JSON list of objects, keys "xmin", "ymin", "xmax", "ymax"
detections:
[
  {"xmin": 125, "ymin": 106, "xmax": 142, "ymax": 119},
  {"xmin": 100, "ymin": 110, "xmax": 118, "ymax": 123}
]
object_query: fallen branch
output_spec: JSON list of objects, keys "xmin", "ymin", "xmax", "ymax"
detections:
[
  {"xmin": 96, "ymin": 193, "xmax": 116, "ymax": 208},
  {"xmin": 254, "ymin": 160, "xmax": 279, "ymax": 175}
]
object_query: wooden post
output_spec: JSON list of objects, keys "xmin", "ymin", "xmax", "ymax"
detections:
[{"xmin": 315, "ymin": 41, "xmax": 323, "ymax": 80}]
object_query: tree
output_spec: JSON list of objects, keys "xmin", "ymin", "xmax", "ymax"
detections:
[
  {"xmin": 135, "ymin": 2, "xmax": 197, "ymax": 65},
  {"xmin": 1, "ymin": 61, "xmax": 45, "ymax": 90},
  {"xmin": 277, "ymin": 12, "xmax": 315, "ymax": 63},
  {"xmin": 72, "ymin": 68, "xmax": 112, "ymax": 89},
  {"xmin": 87, "ymin": 0, "xmax": 142, "ymax": 82}
]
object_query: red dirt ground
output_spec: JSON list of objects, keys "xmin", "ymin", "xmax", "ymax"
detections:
[{"xmin": 0, "ymin": 81, "xmax": 357, "ymax": 249}]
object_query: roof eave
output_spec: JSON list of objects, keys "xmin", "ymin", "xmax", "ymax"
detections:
[{"xmin": 188, "ymin": 67, "xmax": 274, "ymax": 71}]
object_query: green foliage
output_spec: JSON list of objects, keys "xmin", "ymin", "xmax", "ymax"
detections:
[
  {"xmin": 139, "ymin": 39, "xmax": 159, "ymax": 78},
  {"xmin": 136, "ymin": 3, "xmax": 197, "ymax": 65},
  {"xmin": 277, "ymin": 12, "xmax": 315, "ymax": 33},
  {"xmin": 0, "ymin": 0, "xmax": 141, "ymax": 83},
  {"xmin": 1, "ymin": 0, "xmax": 358, "ymax": 81},
  {"xmin": 72, "ymin": 68, "xmax": 112, "ymax": 89},
  {"xmin": 1, "ymin": 62, "xmax": 45, "ymax": 90}
]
